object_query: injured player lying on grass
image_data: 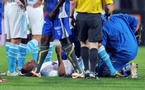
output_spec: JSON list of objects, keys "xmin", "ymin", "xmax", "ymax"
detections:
[
  {"xmin": 18, "ymin": 46, "xmax": 138, "ymax": 78},
  {"xmin": 18, "ymin": 58, "xmax": 138, "ymax": 79},
  {"xmin": 18, "ymin": 59, "xmax": 84, "ymax": 78}
]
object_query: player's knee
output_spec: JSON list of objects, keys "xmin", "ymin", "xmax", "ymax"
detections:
[
  {"xmin": 40, "ymin": 35, "xmax": 50, "ymax": 46},
  {"xmin": 60, "ymin": 38, "xmax": 70, "ymax": 47}
]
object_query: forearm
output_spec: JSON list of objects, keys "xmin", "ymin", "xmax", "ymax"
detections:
[
  {"xmin": 70, "ymin": 0, "xmax": 76, "ymax": 18},
  {"xmin": 3, "ymin": 0, "xmax": 8, "ymax": 4},
  {"xmin": 52, "ymin": 0, "xmax": 65, "ymax": 13}
]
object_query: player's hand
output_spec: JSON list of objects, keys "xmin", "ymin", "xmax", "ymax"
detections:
[
  {"xmin": 33, "ymin": 0, "xmax": 42, "ymax": 8},
  {"xmin": 16, "ymin": 1, "xmax": 26, "ymax": 11},
  {"xmin": 48, "ymin": 11, "xmax": 55, "ymax": 21},
  {"xmin": 105, "ymin": 4, "xmax": 114, "ymax": 20},
  {"xmin": 69, "ymin": 17, "xmax": 75, "ymax": 28}
]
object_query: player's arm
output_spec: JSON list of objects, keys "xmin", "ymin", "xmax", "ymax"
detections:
[
  {"xmin": 48, "ymin": 0, "xmax": 65, "ymax": 20},
  {"xmin": 70, "ymin": 0, "xmax": 76, "ymax": 27},
  {"xmin": 33, "ymin": 0, "xmax": 43, "ymax": 8},
  {"xmin": 103, "ymin": 0, "xmax": 114, "ymax": 20},
  {"xmin": 55, "ymin": 46, "xmax": 65, "ymax": 76},
  {"xmin": 125, "ymin": 14, "xmax": 139, "ymax": 33},
  {"xmin": 3, "ymin": 0, "xmax": 8, "ymax": 4}
]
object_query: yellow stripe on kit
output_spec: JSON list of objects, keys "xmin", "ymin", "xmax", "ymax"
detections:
[
  {"xmin": 64, "ymin": 45, "xmax": 76, "ymax": 67},
  {"xmin": 34, "ymin": 49, "xmax": 48, "ymax": 72}
]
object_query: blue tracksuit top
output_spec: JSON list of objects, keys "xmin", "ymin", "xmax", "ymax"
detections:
[{"xmin": 102, "ymin": 13, "xmax": 138, "ymax": 60}]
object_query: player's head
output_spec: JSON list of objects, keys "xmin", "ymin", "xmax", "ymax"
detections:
[{"xmin": 22, "ymin": 60, "xmax": 36, "ymax": 72}]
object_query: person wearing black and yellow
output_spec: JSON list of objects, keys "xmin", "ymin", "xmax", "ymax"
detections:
[{"xmin": 70, "ymin": 0, "xmax": 114, "ymax": 79}]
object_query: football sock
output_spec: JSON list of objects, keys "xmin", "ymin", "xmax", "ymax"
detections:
[
  {"xmin": 8, "ymin": 43, "xmax": 18, "ymax": 73},
  {"xmin": 17, "ymin": 43, "xmax": 27, "ymax": 70},
  {"xmin": 98, "ymin": 45, "xmax": 116, "ymax": 75},
  {"xmin": 81, "ymin": 47, "xmax": 89, "ymax": 71},
  {"xmin": 5, "ymin": 42, "xmax": 11, "ymax": 71},
  {"xmin": 90, "ymin": 48, "xmax": 98, "ymax": 72},
  {"xmin": 5, "ymin": 42, "xmax": 11, "ymax": 58},
  {"xmin": 78, "ymin": 57, "xmax": 85, "ymax": 72},
  {"xmin": 45, "ymin": 44, "xmax": 53, "ymax": 62},
  {"xmin": 63, "ymin": 43, "xmax": 82, "ymax": 74},
  {"xmin": 27, "ymin": 39, "xmax": 38, "ymax": 61},
  {"xmin": 34, "ymin": 45, "xmax": 49, "ymax": 73}
]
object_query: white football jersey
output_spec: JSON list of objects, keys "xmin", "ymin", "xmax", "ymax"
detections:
[
  {"xmin": 40, "ymin": 60, "xmax": 74, "ymax": 76},
  {"xmin": 40, "ymin": 59, "xmax": 84, "ymax": 76}
]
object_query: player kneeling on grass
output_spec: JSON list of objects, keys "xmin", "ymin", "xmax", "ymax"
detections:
[{"xmin": 96, "ymin": 13, "xmax": 139, "ymax": 78}]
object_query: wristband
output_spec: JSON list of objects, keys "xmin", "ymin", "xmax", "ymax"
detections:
[{"xmin": 70, "ymin": 15, "xmax": 74, "ymax": 18}]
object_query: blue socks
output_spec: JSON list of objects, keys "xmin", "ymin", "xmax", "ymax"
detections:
[
  {"xmin": 98, "ymin": 45, "xmax": 116, "ymax": 75},
  {"xmin": 45, "ymin": 44, "xmax": 53, "ymax": 62},
  {"xmin": 17, "ymin": 43, "xmax": 27, "ymax": 70},
  {"xmin": 7, "ymin": 43, "xmax": 19, "ymax": 73},
  {"xmin": 5, "ymin": 42, "xmax": 11, "ymax": 59},
  {"xmin": 27, "ymin": 39, "xmax": 38, "ymax": 61}
]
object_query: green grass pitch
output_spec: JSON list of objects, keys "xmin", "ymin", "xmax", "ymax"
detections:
[{"xmin": 0, "ymin": 46, "xmax": 145, "ymax": 90}]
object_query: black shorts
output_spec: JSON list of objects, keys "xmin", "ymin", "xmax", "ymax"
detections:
[{"xmin": 76, "ymin": 13, "xmax": 102, "ymax": 42}]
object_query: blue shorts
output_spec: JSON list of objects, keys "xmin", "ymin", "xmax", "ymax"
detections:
[{"xmin": 42, "ymin": 16, "xmax": 72, "ymax": 39}]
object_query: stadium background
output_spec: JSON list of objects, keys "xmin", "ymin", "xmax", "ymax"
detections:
[{"xmin": 114, "ymin": 0, "xmax": 145, "ymax": 46}]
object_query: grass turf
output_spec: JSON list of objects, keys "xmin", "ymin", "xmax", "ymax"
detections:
[{"xmin": 0, "ymin": 46, "xmax": 145, "ymax": 90}]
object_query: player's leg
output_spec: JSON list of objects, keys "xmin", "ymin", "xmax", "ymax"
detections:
[
  {"xmin": 45, "ymin": 39, "xmax": 62, "ymax": 62},
  {"xmin": 69, "ymin": 27, "xmax": 81, "ymax": 58},
  {"xmin": 76, "ymin": 13, "xmax": 90, "ymax": 77},
  {"xmin": 27, "ymin": 39, "xmax": 39, "ymax": 61},
  {"xmin": 7, "ymin": 39, "xmax": 20, "ymax": 76},
  {"xmin": 80, "ymin": 41, "xmax": 90, "ymax": 77},
  {"xmin": 53, "ymin": 17, "xmax": 82, "ymax": 74},
  {"xmin": 26, "ymin": 5, "xmax": 43, "ymax": 61},
  {"xmin": 98, "ymin": 44, "xmax": 116, "ymax": 75},
  {"xmin": 60, "ymin": 38, "xmax": 82, "ymax": 74},
  {"xmin": 6, "ymin": 3, "xmax": 27, "ymax": 76},
  {"xmin": 34, "ymin": 35, "xmax": 52, "ymax": 73},
  {"xmin": 17, "ymin": 39, "xmax": 27, "ymax": 70},
  {"xmin": 44, "ymin": 43, "xmax": 54, "ymax": 62},
  {"xmin": 55, "ymin": 46, "xmax": 65, "ymax": 76},
  {"xmin": 17, "ymin": 12, "xmax": 28, "ymax": 71},
  {"xmin": 87, "ymin": 14, "xmax": 102, "ymax": 78},
  {"xmin": 97, "ymin": 62, "xmax": 111, "ymax": 77}
]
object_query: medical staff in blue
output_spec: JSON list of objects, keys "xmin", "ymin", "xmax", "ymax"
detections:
[{"xmin": 97, "ymin": 13, "xmax": 138, "ymax": 78}]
